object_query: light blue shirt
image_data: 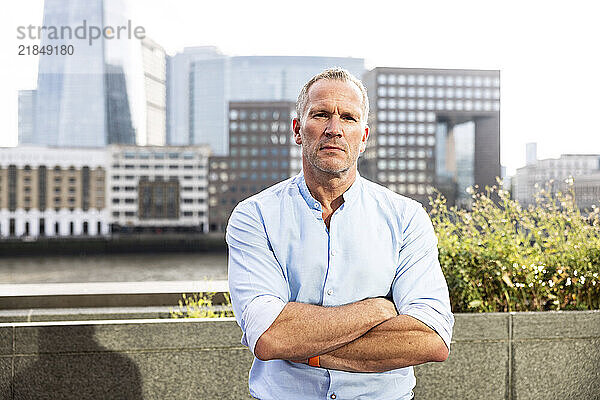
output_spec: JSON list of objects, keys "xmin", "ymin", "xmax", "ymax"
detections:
[{"xmin": 227, "ymin": 171, "xmax": 454, "ymax": 400}]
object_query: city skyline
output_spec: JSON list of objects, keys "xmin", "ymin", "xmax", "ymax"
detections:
[{"xmin": 2, "ymin": 0, "xmax": 599, "ymax": 175}]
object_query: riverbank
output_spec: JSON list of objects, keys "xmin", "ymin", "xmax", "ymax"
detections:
[{"xmin": 0, "ymin": 233, "xmax": 227, "ymax": 256}]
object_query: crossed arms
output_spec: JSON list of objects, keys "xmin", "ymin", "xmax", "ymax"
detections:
[
  {"xmin": 227, "ymin": 201, "xmax": 453, "ymax": 374},
  {"xmin": 254, "ymin": 298, "xmax": 449, "ymax": 373}
]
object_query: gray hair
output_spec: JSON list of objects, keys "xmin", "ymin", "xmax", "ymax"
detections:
[{"xmin": 296, "ymin": 68, "xmax": 369, "ymax": 125}]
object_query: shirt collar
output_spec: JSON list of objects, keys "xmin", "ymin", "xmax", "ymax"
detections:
[{"xmin": 295, "ymin": 169, "xmax": 362, "ymax": 211}]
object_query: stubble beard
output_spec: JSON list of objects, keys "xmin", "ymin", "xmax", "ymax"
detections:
[{"xmin": 304, "ymin": 144, "xmax": 356, "ymax": 177}]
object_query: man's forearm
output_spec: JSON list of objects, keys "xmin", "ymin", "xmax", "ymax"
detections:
[
  {"xmin": 318, "ymin": 314, "xmax": 449, "ymax": 373},
  {"xmin": 254, "ymin": 298, "xmax": 397, "ymax": 361}
]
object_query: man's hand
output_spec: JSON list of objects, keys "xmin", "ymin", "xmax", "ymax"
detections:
[{"xmin": 254, "ymin": 297, "xmax": 397, "ymax": 361}]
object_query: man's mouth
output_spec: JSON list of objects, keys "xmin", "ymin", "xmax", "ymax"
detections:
[{"xmin": 320, "ymin": 145, "xmax": 345, "ymax": 152}]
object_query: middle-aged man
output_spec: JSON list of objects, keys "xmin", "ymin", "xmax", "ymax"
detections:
[{"xmin": 227, "ymin": 68, "xmax": 454, "ymax": 400}]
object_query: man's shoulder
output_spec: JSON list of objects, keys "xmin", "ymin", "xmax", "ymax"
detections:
[
  {"xmin": 235, "ymin": 176, "xmax": 299, "ymax": 211},
  {"xmin": 359, "ymin": 176, "xmax": 422, "ymax": 212}
]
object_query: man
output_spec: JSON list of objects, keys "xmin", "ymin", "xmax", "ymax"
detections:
[{"xmin": 227, "ymin": 68, "xmax": 454, "ymax": 400}]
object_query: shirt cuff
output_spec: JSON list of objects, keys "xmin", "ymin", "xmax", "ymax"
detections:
[
  {"xmin": 400, "ymin": 304, "xmax": 454, "ymax": 351},
  {"xmin": 241, "ymin": 295, "xmax": 287, "ymax": 355}
]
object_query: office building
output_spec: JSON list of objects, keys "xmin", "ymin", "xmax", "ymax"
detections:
[
  {"xmin": 0, "ymin": 146, "xmax": 109, "ymax": 238},
  {"xmin": 208, "ymin": 101, "xmax": 300, "ymax": 231},
  {"xmin": 166, "ymin": 46, "xmax": 224, "ymax": 145},
  {"xmin": 18, "ymin": 90, "xmax": 36, "ymax": 145},
  {"xmin": 141, "ymin": 38, "xmax": 167, "ymax": 146},
  {"xmin": 107, "ymin": 145, "xmax": 210, "ymax": 233},
  {"xmin": 25, "ymin": 0, "xmax": 145, "ymax": 147},
  {"xmin": 187, "ymin": 55, "xmax": 365, "ymax": 155},
  {"xmin": 513, "ymin": 153, "xmax": 600, "ymax": 209},
  {"xmin": 526, "ymin": 142, "xmax": 537, "ymax": 166},
  {"xmin": 360, "ymin": 68, "xmax": 501, "ymax": 207},
  {"xmin": 572, "ymin": 173, "xmax": 600, "ymax": 211}
]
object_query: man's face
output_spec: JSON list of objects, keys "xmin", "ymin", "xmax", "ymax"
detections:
[{"xmin": 293, "ymin": 79, "xmax": 369, "ymax": 176}]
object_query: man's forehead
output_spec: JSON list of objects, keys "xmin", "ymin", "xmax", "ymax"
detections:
[{"xmin": 306, "ymin": 79, "xmax": 363, "ymax": 110}]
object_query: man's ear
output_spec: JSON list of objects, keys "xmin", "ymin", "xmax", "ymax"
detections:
[
  {"xmin": 359, "ymin": 125, "xmax": 369, "ymax": 153},
  {"xmin": 292, "ymin": 118, "xmax": 302, "ymax": 145}
]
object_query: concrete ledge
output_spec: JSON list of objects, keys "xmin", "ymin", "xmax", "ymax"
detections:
[
  {"xmin": 0, "ymin": 281, "xmax": 229, "ymax": 309},
  {"xmin": 1, "ymin": 311, "xmax": 599, "ymax": 399}
]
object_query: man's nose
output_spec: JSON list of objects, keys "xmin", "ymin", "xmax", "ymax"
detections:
[{"xmin": 325, "ymin": 115, "xmax": 342, "ymax": 137}]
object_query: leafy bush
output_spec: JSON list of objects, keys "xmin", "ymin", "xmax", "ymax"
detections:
[
  {"xmin": 171, "ymin": 292, "xmax": 234, "ymax": 318},
  {"xmin": 430, "ymin": 181, "xmax": 600, "ymax": 312}
]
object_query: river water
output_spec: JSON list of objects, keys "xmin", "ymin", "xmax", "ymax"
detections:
[{"xmin": 0, "ymin": 252, "xmax": 228, "ymax": 284}]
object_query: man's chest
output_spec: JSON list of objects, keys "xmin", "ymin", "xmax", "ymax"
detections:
[{"xmin": 267, "ymin": 209, "xmax": 401, "ymax": 305}]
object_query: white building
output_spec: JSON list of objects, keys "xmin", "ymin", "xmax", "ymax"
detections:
[
  {"xmin": 141, "ymin": 38, "xmax": 167, "ymax": 146},
  {"xmin": 513, "ymin": 153, "xmax": 600, "ymax": 209},
  {"xmin": 0, "ymin": 146, "xmax": 109, "ymax": 238},
  {"xmin": 107, "ymin": 145, "xmax": 210, "ymax": 233}
]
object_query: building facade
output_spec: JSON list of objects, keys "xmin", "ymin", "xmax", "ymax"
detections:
[
  {"xmin": 141, "ymin": 38, "xmax": 167, "ymax": 146},
  {"xmin": 166, "ymin": 46, "xmax": 224, "ymax": 146},
  {"xmin": 107, "ymin": 145, "xmax": 210, "ymax": 233},
  {"xmin": 18, "ymin": 90, "xmax": 36, "ymax": 145},
  {"xmin": 24, "ymin": 0, "xmax": 146, "ymax": 147},
  {"xmin": 0, "ymin": 146, "xmax": 109, "ymax": 238},
  {"xmin": 359, "ymin": 68, "xmax": 501, "ymax": 207},
  {"xmin": 513, "ymin": 154, "xmax": 600, "ymax": 209},
  {"xmin": 188, "ymin": 55, "xmax": 365, "ymax": 155},
  {"xmin": 572, "ymin": 173, "xmax": 600, "ymax": 211},
  {"xmin": 208, "ymin": 101, "xmax": 300, "ymax": 231}
]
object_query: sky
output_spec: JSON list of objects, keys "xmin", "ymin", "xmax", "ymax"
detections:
[{"xmin": 1, "ymin": 0, "xmax": 599, "ymax": 175}]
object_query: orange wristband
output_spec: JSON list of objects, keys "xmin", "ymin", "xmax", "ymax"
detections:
[{"xmin": 308, "ymin": 356, "xmax": 320, "ymax": 367}]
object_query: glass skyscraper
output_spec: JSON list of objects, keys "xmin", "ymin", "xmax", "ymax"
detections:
[{"xmin": 28, "ymin": 0, "xmax": 144, "ymax": 147}]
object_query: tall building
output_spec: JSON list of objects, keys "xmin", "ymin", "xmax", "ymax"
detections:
[
  {"xmin": 526, "ymin": 142, "xmax": 537, "ymax": 166},
  {"xmin": 25, "ymin": 0, "xmax": 145, "ymax": 147},
  {"xmin": 187, "ymin": 55, "xmax": 365, "ymax": 155},
  {"xmin": 0, "ymin": 146, "xmax": 109, "ymax": 238},
  {"xmin": 18, "ymin": 90, "xmax": 36, "ymax": 144},
  {"xmin": 166, "ymin": 46, "xmax": 224, "ymax": 146},
  {"xmin": 141, "ymin": 38, "xmax": 167, "ymax": 146},
  {"xmin": 208, "ymin": 101, "xmax": 300, "ymax": 231},
  {"xmin": 513, "ymin": 153, "xmax": 600, "ymax": 209},
  {"xmin": 360, "ymin": 68, "xmax": 501, "ymax": 207}
]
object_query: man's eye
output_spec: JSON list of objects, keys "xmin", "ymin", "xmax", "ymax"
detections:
[
  {"xmin": 343, "ymin": 116, "xmax": 357, "ymax": 121},
  {"xmin": 314, "ymin": 113, "xmax": 327, "ymax": 118}
]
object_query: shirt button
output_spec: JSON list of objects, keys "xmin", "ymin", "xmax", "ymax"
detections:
[
  {"xmin": 330, "ymin": 394, "xmax": 337, "ymax": 399},
  {"xmin": 327, "ymin": 289, "xmax": 333, "ymax": 296},
  {"xmin": 314, "ymin": 202, "xmax": 320, "ymax": 209},
  {"xmin": 330, "ymin": 249, "xmax": 336, "ymax": 256}
]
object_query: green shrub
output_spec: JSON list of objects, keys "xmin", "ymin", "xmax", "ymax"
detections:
[
  {"xmin": 430, "ymin": 180, "xmax": 600, "ymax": 312},
  {"xmin": 170, "ymin": 292, "xmax": 234, "ymax": 318}
]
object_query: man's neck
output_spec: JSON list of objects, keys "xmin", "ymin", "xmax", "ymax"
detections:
[{"xmin": 303, "ymin": 163, "xmax": 357, "ymax": 212}]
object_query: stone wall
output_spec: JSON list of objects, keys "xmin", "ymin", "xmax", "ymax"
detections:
[{"xmin": 1, "ymin": 311, "xmax": 599, "ymax": 399}]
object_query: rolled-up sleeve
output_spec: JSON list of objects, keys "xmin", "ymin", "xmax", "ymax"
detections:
[
  {"xmin": 392, "ymin": 202, "xmax": 454, "ymax": 350},
  {"xmin": 226, "ymin": 201, "xmax": 289, "ymax": 355}
]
